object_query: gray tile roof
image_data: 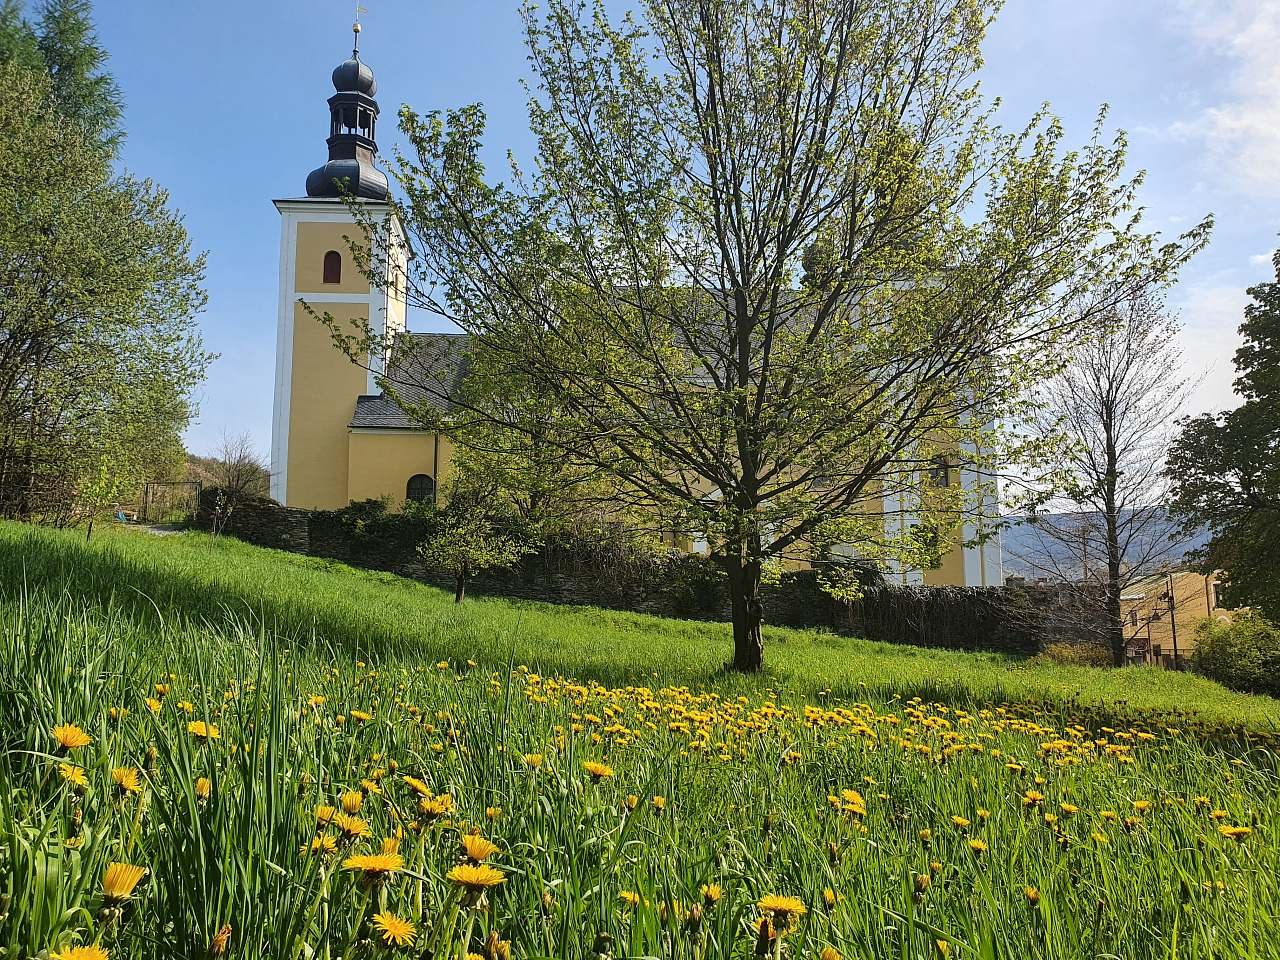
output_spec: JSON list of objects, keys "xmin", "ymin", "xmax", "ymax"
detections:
[{"xmin": 349, "ymin": 332, "xmax": 470, "ymax": 430}]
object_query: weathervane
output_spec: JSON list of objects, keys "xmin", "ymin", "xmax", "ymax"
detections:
[{"xmin": 353, "ymin": 3, "xmax": 367, "ymax": 55}]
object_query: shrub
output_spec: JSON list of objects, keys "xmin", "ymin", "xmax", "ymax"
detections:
[
  {"xmin": 1033, "ymin": 641, "xmax": 1113, "ymax": 668},
  {"xmin": 1190, "ymin": 612, "xmax": 1280, "ymax": 698}
]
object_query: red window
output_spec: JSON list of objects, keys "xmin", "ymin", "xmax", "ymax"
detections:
[{"xmin": 322, "ymin": 250, "xmax": 342, "ymax": 284}]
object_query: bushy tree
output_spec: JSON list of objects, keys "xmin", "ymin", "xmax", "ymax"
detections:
[
  {"xmin": 1167, "ymin": 249, "xmax": 1280, "ymax": 617},
  {"xmin": 416, "ymin": 475, "xmax": 530, "ymax": 604},
  {"xmin": 330, "ymin": 0, "xmax": 1207, "ymax": 670},
  {"xmin": 0, "ymin": 64, "xmax": 209, "ymax": 526}
]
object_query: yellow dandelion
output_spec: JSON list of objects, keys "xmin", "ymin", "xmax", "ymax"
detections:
[
  {"xmin": 50, "ymin": 947, "xmax": 109, "ymax": 960},
  {"xmin": 340, "ymin": 790, "xmax": 364, "ymax": 813},
  {"xmin": 821, "ymin": 949, "xmax": 842, "ymax": 960},
  {"xmin": 1132, "ymin": 800, "xmax": 1152, "ymax": 813},
  {"xmin": 1218, "ymin": 825, "xmax": 1252, "ymax": 842},
  {"xmin": 315, "ymin": 804, "xmax": 338, "ymax": 825},
  {"xmin": 102, "ymin": 862, "xmax": 147, "ymax": 904},
  {"xmin": 111, "ymin": 767, "xmax": 142, "ymax": 796},
  {"xmin": 418, "ymin": 793, "xmax": 453, "ymax": 818},
  {"xmin": 343, "ymin": 851, "xmax": 404, "ymax": 880},
  {"xmin": 523, "ymin": 753, "xmax": 544, "ymax": 769},
  {"xmin": 145, "ymin": 698, "xmax": 162, "ymax": 715},
  {"xmin": 372, "ymin": 912, "xmax": 416, "ymax": 948},
  {"xmin": 1024, "ymin": 886, "xmax": 1041, "ymax": 905},
  {"xmin": 58, "ymin": 763, "xmax": 88, "ymax": 790},
  {"xmin": 447, "ymin": 862, "xmax": 506, "ymax": 893},
  {"xmin": 967, "ymin": 837, "xmax": 988, "ymax": 854},
  {"xmin": 757, "ymin": 894, "xmax": 806, "ymax": 919},
  {"xmin": 350, "ymin": 710, "xmax": 373, "ymax": 722},
  {"xmin": 402, "ymin": 776, "xmax": 431, "ymax": 797},
  {"xmin": 618, "ymin": 890, "xmax": 642, "ymax": 909},
  {"xmin": 461, "ymin": 833, "xmax": 500, "ymax": 863},
  {"xmin": 52, "ymin": 724, "xmax": 92, "ymax": 751},
  {"xmin": 187, "ymin": 721, "xmax": 220, "ymax": 741},
  {"xmin": 303, "ymin": 835, "xmax": 337, "ymax": 856},
  {"xmin": 700, "ymin": 883, "xmax": 722, "ymax": 906},
  {"xmin": 583, "ymin": 761, "xmax": 614, "ymax": 781},
  {"xmin": 651, "ymin": 795, "xmax": 667, "ymax": 812},
  {"xmin": 334, "ymin": 813, "xmax": 371, "ymax": 838},
  {"xmin": 195, "ymin": 777, "xmax": 212, "ymax": 800}
]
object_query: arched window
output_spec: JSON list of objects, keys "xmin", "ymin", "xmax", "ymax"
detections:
[
  {"xmin": 322, "ymin": 250, "xmax": 342, "ymax": 284},
  {"xmin": 406, "ymin": 474, "xmax": 435, "ymax": 504}
]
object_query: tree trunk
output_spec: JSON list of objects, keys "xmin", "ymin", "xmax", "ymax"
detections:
[
  {"xmin": 725, "ymin": 555, "xmax": 765, "ymax": 672},
  {"xmin": 1105, "ymin": 578, "xmax": 1125, "ymax": 667},
  {"xmin": 454, "ymin": 568, "xmax": 467, "ymax": 604}
]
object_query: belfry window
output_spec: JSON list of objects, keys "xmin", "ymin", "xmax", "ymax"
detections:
[
  {"xmin": 323, "ymin": 250, "xmax": 342, "ymax": 284},
  {"xmin": 406, "ymin": 474, "xmax": 435, "ymax": 504}
]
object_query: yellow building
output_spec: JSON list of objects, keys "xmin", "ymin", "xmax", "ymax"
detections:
[
  {"xmin": 270, "ymin": 25, "xmax": 457, "ymax": 512},
  {"xmin": 270, "ymin": 26, "xmax": 1003, "ymax": 587},
  {"xmin": 1122, "ymin": 569, "xmax": 1233, "ymax": 667}
]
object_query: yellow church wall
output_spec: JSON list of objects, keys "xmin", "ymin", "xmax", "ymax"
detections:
[
  {"xmin": 347, "ymin": 431, "xmax": 456, "ymax": 507},
  {"xmin": 286, "ymin": 300, "xmax": 368, "ymax": 509},
  {"xmin": 295, "ymin": 221, "xmax": 373, "ymax": 296}
]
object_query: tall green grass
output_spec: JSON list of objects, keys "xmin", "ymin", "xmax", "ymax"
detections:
[{"xmin": 1, "ymin": 521, "xmax": 1274, "ymax": 727}]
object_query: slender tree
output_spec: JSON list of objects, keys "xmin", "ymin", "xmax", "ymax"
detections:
[
  {"xmin": 34, "ymin": 0, "xmax": 122, "ymax": 151},
  {"xmin": 1013, "ymin": 293, "xmax": 1198, "ymax": 665},
  {"xmin": 326, "ymin": 0, "xmax": 1208, "ymax": 670},
  {"xmin": 1166, "ymin": 248, "xmax": 1280, "ymax": 617}
]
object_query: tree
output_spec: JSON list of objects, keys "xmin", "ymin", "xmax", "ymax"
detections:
[
  {"xmin": 416, "ymin": 477, "xmax": 529, "ymax": 603},
  {"xmin": 1166, "ymin": 249, "xmax": 1280, "ymax": 618},
  {"xmin": 0, "ymin": 0, "xmax": 122, "ymax": 152},
  {"xmin": 329, "ymin": 0, "xmax": 1208, "ymax": 670},
  {"xmin": 1012, "ymin": 293, "xmax": 1198, "ymax": 665},
  {"xmin": 0, "ymin": 64, "xmax": 209, "ymax": 526},
  {"xmin": 204, "ymin": 431, "xmax": 270, "ymax": 535}
]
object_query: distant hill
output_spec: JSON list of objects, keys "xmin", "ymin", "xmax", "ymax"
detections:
[{"xmin": 1001, "ymin": 509, "xmax": 1210, "ymax": 579}]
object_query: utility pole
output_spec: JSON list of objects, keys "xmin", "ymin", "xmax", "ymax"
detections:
[{"xmin": 1166, "ymin": 570, "xmax": 1179, "ymax": 669}]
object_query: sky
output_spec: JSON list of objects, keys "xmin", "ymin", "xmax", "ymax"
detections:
[{"xmin": 81, "ymin": 0, "xmax": 1280, "ymax": 457}]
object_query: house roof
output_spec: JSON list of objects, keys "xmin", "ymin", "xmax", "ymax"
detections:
[{"xmin": 348, "ymin": 332, "xmax": 470, "ymax": 430}]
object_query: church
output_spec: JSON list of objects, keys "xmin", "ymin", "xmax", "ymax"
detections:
[{"xmin": 269, "ymin": 26, "xmax": 1004, "ymax": 589}]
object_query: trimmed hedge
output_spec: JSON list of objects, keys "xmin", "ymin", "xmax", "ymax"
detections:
[{"xmin": 195, "ymin": 489, "xmax": 1105, "ymax": 657}]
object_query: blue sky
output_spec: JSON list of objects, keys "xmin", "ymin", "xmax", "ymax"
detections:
[{"xmin": 86, "ymin": 1, "xmax": 1280, "ymax": 456}]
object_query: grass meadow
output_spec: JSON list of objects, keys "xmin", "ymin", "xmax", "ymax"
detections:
[{"xmin": 0, "ymin": 521, "xmax": 1277, "ymax": 959}]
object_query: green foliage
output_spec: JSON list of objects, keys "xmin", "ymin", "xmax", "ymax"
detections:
[
  {"xmin": 333, "ymin": 0, "xmax": 1208, "ymax": 669},
  {"xmin": 417, "ymin": 495, "xmax": 530, "ymax": 603},
  {"xmin": 3, "ymin": 520, "xmax": 1276, "ymax": 727},
  {"xmin": 0, "ymin": 521, "xmax": 1278, "ymax": 958},
  {"xmin": 34, "ymin": 0, "xmax": 122, "ymax": 151},
  {"xmin": 0, "ymin": 0, "xmax": 121, "ymax": 151},
  {"xmin": 0, "ymin": 63, "xmax": 209, "ymax": 526},
  {"xmin": 1191, "ymin": 612, "xmax": 1280, "ymax": 699},
  {"xmin": 1167, "ymin": 249, "xmax": 1280, "ymax": 617}
]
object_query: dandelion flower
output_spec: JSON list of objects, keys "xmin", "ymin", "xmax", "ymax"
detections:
[
  {"xmin": 618, "ymin": 890, "xmax": 642, "ymax": 909},
  {"xmin": 315, "ymin": 804, "xmax": 338, "ymax": 825},
  {"xmin": 343, "ymin": 851, "xmax": 404, "ymax": 880},
  {"xmin": 820, "ymin": 949, "xmax": 842, "ymax": 960},
  {"xmin": 583, "ymin": 761, "xmax": 614, "ymax": 781},
  {"xmin": 446, "ymin": 863, "xmax": 506, "ymax": 891},
  {"xmin": 372, "ymin": 912, "xmax": 416, "ymax": 948},
  {"xmin": 334, "ymin": 813, "xmax": 371, "ymax": 839},
  {"xmin": 1218, "ymin": 825, "xmax": 1252, "ymax": 842},
  {"xmin": 195, "ymin": 777, "xmax": 212, "ymax": 800},
  {"xmin": 757, "ymin": 894, "xmax": 806, "ymax": 920},
  {"xmin": 187, "ymin": 721, "xmax": 220, "ymax": 741},
  {"xmin": 52, "ymin": 724, "xmax": 92, "ymax": 751},
  {"xmin": 210, "ymin": 923, "xmax": 232, "ymax": 957},
  {"xmin": 402, "ymin": 776, "xmax": 431, "ymax": 797},
  {"xmin": 102, "ymin": 862, "xmax": 147, "ymax": 904},
  {"xmin": 111, "ymin": 767, "xmax": 142, "ymax": 796},
  {"xmin": 700, "ymin": 883, "xmax": 722, "ymax": 906},
  {"xmin": 50, "ymin": 947, "xmax": 109, "ymax": 960},
  {"xmin": 461, "ymin": 833, "xmax": 500, "ymax": 863},
  {"xmin": 1024, "ymin": 886, "xmax": 1041, "ymax": 905},
  {"xmin": 340, "ymin": 790, "xmax": 364, "ymax": 813},
  {"xmin": 523, "ymin": 753, "xmax": 544, "ymax": 769},
  {"xmin": 303, "ymin": 835, "xmax": 337, "ymax": 856},
  {"xmin": 418, "ymin": 793, "xmax": 453, "ymax": 818},
  {"xmin": 58, "ymin": 763, "xmax": 88, "ymax": 790},
  {"xmin": 967, "ymin": 837, "xmax": 988, "ymax": 854}
]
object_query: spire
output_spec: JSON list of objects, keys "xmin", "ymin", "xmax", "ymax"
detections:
[{"xmin": 305, "ymin": 12, "xmax": 389, "ymax": 201}]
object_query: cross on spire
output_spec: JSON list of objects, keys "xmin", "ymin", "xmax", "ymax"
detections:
[{"xmin": 353, "ymin": 4, "xmax": 367, "ymax": 55}]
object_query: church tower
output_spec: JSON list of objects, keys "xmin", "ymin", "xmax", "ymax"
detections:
[{"xmin": 270, "ymin": 20, "xmax": 409, "ymax": 508}]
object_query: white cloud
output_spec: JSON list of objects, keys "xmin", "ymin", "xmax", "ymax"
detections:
[
  {"xmin": 1168, "ymin": 1, "xmax": 1280, "ymax": 193},
  {"xmin": 1174, "ymin": 283, "xmax": 1246, "ymax": 413},
  {"xmin": 1250, "ymin": 250, "xmax": 1276, "ymax": 266}
]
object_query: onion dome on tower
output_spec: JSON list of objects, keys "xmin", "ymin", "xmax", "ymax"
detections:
[{"xmin": 305, "ymin": 19, "xmax": 390, "ymax": 201}]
